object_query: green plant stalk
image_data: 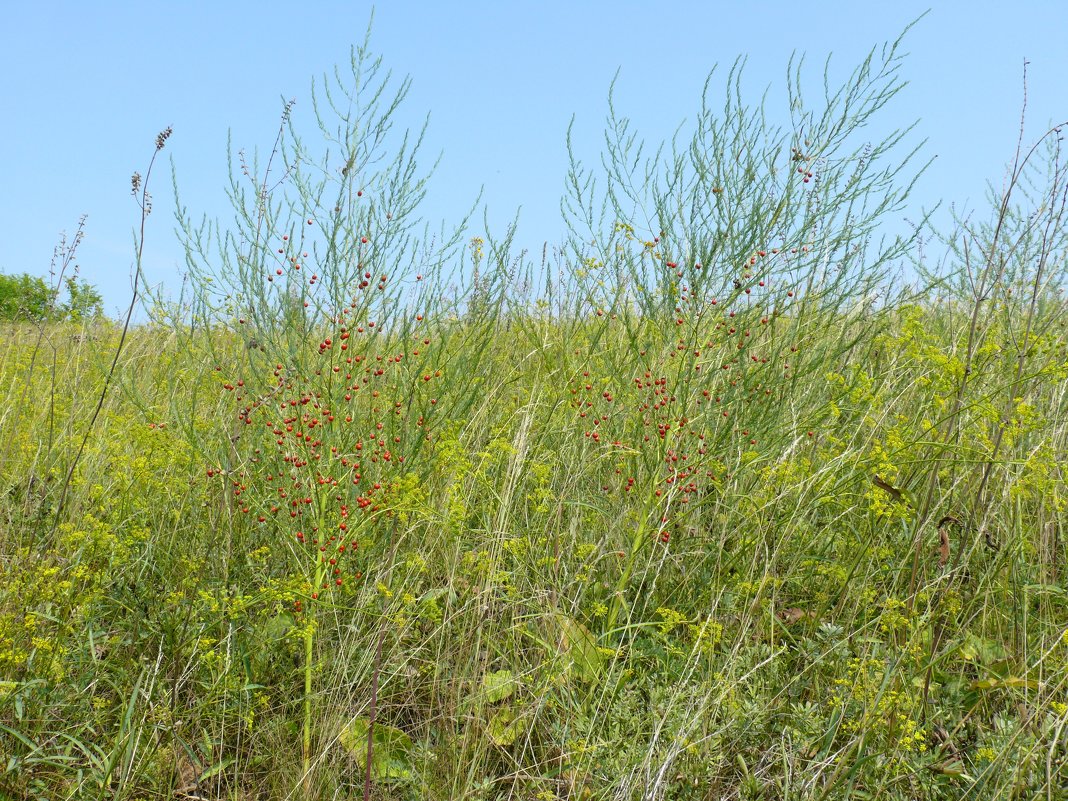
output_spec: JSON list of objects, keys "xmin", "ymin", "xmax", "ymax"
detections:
[
  {"xmin": 605, "ymin": 521, "xmax": 646, "ymax": 637},
  {"xmin": 302, "ymin": 534, "xmax": 328, "ymax": 791},
  {"xmin": 605, "ymin": 489, "xmax": 660, "ymax": 637}
]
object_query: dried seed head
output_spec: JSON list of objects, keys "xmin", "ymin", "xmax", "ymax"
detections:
[
  {"xmin": 281, "ymin": 98, "xmax": 295, "ymax": 123},
  {"xmin": 130, "ymin": 172, "xmax": 142, "ymax": 195},
  {"xmin": 155, "ymin": 126, "xmax": 173, "ymax": 151}
]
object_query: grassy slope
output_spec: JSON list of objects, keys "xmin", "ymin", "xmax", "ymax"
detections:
[{"xmin": 1, "ymin": 282, "xmax": 1066, "ymax": 800}]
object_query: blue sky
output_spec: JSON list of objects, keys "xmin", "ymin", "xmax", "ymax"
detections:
[{"xmin": 3, "ymin": 2, "xmax": 1066, "ymax": 315}]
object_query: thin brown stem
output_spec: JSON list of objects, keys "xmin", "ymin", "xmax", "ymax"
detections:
[{"xmin": 48, "ymin": 128, "xmax": 172, "ymax": 536}]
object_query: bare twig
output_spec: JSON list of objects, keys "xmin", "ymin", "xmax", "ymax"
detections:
[{"xmin": 48, "ymin": 127, "xmax": 172, "ymax": 535}]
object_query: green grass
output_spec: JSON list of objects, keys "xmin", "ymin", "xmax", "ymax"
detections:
[{"xmin": 2, "ymin": 24, "xmax": 1068, "ymax": 801}]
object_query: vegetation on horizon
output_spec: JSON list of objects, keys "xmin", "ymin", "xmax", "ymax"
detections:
[{"xmin": 2, "ymin": 21, "xmax": 1067, "ymax": 801}]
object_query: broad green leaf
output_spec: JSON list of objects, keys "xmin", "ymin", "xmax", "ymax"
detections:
[
  {"xmin": 555, "ymin": 614, "xmax": 604, "ymax": 683},
  {"xmin": 487, "ymin": 705, "xmax": 527, "ymax": 747},
  {"xmin": 260, "ymin": 612, "xmax": 295, "ymax": 641},
  {"xmin": 959, "ymin": 633, "xmax": 1007, "ymax": 665},
  {"xmin": 1001, "ymin": 676, "xmax": 1041, "ymax": 688},
  {"xmin": 929, "ymin": 760, "xmax": 972, "ymax": 780},
  {"xmin": 482, "ymin": 670, "xmax": 517, "ymax": 703},
  {"xmin": 1023, "ymin": 583, "xmax": 1066, "ymax": 596},
  {"xmin": 199, "ymin": 756, "xmax": 236, "ymax": 782},
  {"xmin": 338, "ymin": 718, "xmax": 414, "ymax": 781},
  {"xmin": 970, "ymin": 676, "xmax": 1041, "ymax": 691}
]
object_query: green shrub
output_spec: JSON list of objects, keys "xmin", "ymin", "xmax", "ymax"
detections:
[
  {"xmin": 0, "ymin": 272, "xmax": 103, "ymax": 321},
  {"xmin": 0, "ymin": 272, "xmax": 52, "ymax": 321}
]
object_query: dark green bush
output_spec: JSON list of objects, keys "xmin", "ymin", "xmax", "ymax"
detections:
[{"xmin": 0, "ymin": 272, "xmax": 103, "ymax": 321}]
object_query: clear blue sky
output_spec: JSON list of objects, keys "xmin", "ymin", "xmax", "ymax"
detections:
[{"xmin": 3, "ymin": 2, "xmax": 1066, "ymax": 315}]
